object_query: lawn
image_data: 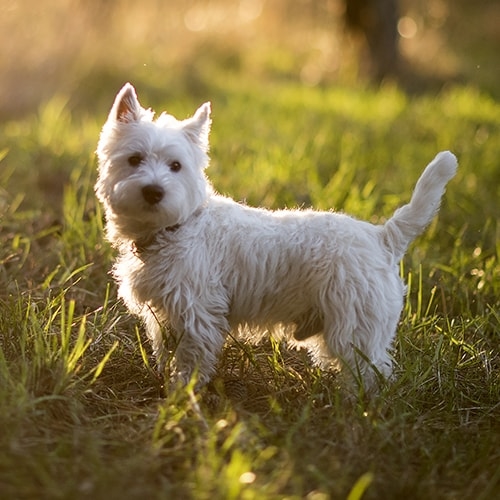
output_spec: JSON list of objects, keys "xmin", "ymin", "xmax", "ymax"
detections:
[{"xmin": 0, "ymin": 1, "xmax": 499, "ymax": 499}]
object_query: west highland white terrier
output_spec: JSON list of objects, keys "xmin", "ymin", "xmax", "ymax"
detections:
[{"xmin": 96, "ymin": 83, "xmax": 457, "ymax": 391}]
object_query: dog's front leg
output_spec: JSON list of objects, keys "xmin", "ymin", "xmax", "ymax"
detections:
[{"xmin": 169, "ymin": 316, "xmax": 228, "ymax": 390}]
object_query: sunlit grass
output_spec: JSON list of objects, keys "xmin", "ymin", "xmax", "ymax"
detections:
[{"xmin": 0, "ymin": 74, "xmax": 499, "ymax": 499}]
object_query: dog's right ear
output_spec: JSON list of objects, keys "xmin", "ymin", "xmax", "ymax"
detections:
[{"xmin": 109, "ymin": 83, "xmax": 143, "ymax": 123}]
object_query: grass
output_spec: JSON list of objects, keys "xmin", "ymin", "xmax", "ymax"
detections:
[{"xmin": 1, "ymin": 76, "xmax": 499, "ymax": 499}]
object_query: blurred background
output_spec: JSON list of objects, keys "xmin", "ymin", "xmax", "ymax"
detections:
[{"xmin": 1, "ymin": 0, "xmax": 499, "ymax": 119}]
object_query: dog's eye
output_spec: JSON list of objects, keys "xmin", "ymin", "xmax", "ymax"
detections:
[
  {"xmin": 169, "ymin": 161, "xmax": 182, "ymax": 172},
  {"xmin": 128, "ymin": 154, "xmax": 143, "ymax": 167}
]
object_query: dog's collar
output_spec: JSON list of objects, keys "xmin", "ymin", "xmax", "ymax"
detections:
[
  {"xmin": 131, "ymin": 204, "xmax": 206, "ymax": 255},
  {"xmin": 132, "ymin": 224, "xmax": 180, "ymax": 254}
]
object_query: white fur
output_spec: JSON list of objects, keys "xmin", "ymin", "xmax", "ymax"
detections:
[{"xmin": 96, "ymin": 83, "xmax": 457, "ymax": 390}]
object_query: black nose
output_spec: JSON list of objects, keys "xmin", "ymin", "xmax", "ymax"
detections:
[{"xmin": 142, "ymin": 185, "xmax": 164, "ymax": 205}]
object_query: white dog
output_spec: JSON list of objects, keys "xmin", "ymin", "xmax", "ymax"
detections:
[{"xmin": 96, "ymin": 83, "xmax": 457, "ymax": 391}]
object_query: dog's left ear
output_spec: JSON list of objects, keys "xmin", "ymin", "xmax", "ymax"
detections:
[
  {"xmin": 183, "ymin": 102, "xmax": 211, "ymax": 152},
  {"xmin": 109, "ymin": 83, "xmax": 144, "ymax": 123}
]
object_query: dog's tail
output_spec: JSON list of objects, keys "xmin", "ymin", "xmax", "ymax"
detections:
[{"xmin": 382, "ymin": 151, "xmax": 457, "ymax": 260}]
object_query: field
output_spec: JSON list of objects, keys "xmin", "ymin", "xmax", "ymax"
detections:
[{"xmin": 1, "ymin": 1, "xmax": 499, "ymax": 499}]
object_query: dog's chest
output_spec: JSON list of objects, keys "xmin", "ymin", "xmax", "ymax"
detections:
[{"xmin": 116, "ymin": 249, "xmax": 176, "ymax": 306}]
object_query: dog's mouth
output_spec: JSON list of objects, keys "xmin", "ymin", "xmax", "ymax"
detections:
[
  {"xmin": 110, "ymin": 196, "xmax": 175, "ymax": 230},
  {"xmin": 142, "ymin": 202, "xmax": 161, "ymax": 213}
]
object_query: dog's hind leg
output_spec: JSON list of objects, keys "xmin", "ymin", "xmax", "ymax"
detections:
[{"xmin": 320, "ymin": 297, "xmax": 396, "ymax": 391}]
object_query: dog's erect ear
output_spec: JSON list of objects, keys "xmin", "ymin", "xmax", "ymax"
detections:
[
  {"xmin": 109, "ymin": 83, "xmax": 143, "ymax": 123},
  {"xmin": 183, "ymin": 102, "xmax": 211, "ymax": 152}
]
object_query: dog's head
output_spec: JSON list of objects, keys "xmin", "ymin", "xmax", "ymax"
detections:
[{"xmin": 96, "ymin": 83, "xmax": 212, "ymax": 243}]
